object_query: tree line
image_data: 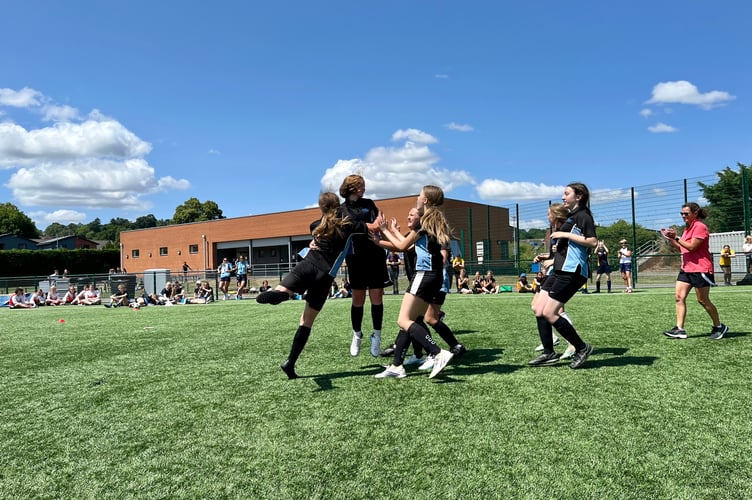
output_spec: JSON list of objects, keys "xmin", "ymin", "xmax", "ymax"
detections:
[{"xmin": 0, "ymin": 198, "xmax": 224, "ymax": 244}]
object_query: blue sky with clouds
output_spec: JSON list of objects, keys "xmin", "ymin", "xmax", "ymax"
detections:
[{"xmin": 1, "ymin": 1, "xmax": 750, "ymax": 230}]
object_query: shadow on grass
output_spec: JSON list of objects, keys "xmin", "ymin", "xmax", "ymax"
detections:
[
  {"xmin": 583, "ymin": 346, "xmax": 658, "ymax": 369},
  {"xmin": 306, "ymin": 348, "xmax": 509, "ymax": 390},
  {"xmin": 724, "ymin": 330, "xmax": 750, "ymax": 339}
]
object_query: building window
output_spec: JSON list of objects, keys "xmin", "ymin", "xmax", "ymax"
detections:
[
  {"xmin": 132, "ymin": 249, "xmax": 140, "ymax": 258},
  {"xmin": 189, "ymin": 244, "xmax": 199, "ymax": 254},
  {"xmin": 159, "ymin": 247, "xmax": 168, "ymax": 256}
]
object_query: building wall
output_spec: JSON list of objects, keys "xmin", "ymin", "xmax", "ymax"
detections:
[{"xmin": 119, "ymin": 196, "xmax": 510, "ymax": 273}]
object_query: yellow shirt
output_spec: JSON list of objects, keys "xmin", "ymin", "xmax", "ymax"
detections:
[{"xmin": 719, "ymin": 249, "xmax": 735, "ymax": 267}]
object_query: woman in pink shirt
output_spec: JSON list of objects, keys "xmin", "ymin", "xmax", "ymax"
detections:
[{"xmin": 660, "ymin": 202, "xmax": 728, "ymax": 340}]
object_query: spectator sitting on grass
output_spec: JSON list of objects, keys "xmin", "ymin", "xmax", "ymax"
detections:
[
  {"xmin": 46, "ymin": 285, "xmax": 63, "ymax": 306},
  {"xmin": 105, "ymin": 283, "xmax": 129, "ymax": 308},
  {"xmin": 517, "ymin": 273, "xmax": 534, "ymax": 293},
  {"xmin": 31, "ymin": 289, "xmax": 46, "ymax": 306},
  {"xmin": 9, "ymin": 288, "xmax": 35, "ymax": 309},
  {"xmin": 80, "ymin": 285, "xmax": 102, "ymax": 305}
]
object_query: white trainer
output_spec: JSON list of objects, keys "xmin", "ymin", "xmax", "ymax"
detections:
[
  {"xmin": 418, "ymin": 355, "xmax": 435, "ymax": 370},
  {"xmin": 350, "ymin": 331, "xmax": 363, "ymax": 356},
  {"xmin": 559, "ymin": 343, "xmax": 576, "ymax": 360},
  {"xmin": 374, "ymin": 364, "xmax": 407, "ymax": 379},
  {"xmin": 429, "ymin": 349, "xmax": 454, "ymax": 379},
  {"xmin": 404, "ymin": 354, "xmax": 425, "ymax": 366},
  {"xmin": 370, "ymin": 331, "xmax": 381, "ymax": 357}
]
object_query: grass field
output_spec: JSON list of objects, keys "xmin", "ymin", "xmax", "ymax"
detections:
[{"xmin": 1, "ymin": 287, "xmax": 750, "ymax": 499}]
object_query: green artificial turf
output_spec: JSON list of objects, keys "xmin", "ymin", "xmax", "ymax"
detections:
[{"xmin": 1, "ymin": 288, "xmax": 750, "ymax": 499}]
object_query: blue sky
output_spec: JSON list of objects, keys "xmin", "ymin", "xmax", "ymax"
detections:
[{"xmin": 1, "ymin": 1, "xmax": 750, "ymax": 231}]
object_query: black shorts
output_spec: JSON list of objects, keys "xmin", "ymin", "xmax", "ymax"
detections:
[
  {"xmin": 677, "ymin": 270, "xmax": 716, "ymax": 288},
  {"xmin": 619, "ymin": 263, "xmax": 632, "ymax": 273},
  {"xmin": 280, "ymin": 259, "xmax": 332, "ymax": 311},
  {"xmin": 407, "ymin": 270, "xmax": 443, "ymax": 303},
  {"xmin": 597, "ymin": 263, "xmax": 611, "ymax": 274},
  {"xmin": 237, "ymin": 274, "xmax": 247, "ymax": 284},
  {"xmin": 220, "ymin": 276, "xmax": 231, "ymax": 283},
  {"xmin": 546, "ymin": 272, "xmax": 587, "ymax": 303},
  {"xmin": 346, "ymin": 253, "xmax": 390, "ymax": 290},
  {"xmin": 432, "ymin": 290, "xmax": 447, "ymax": 306}
]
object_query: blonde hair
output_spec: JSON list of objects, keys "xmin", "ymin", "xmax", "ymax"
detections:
[
  {"xmin": 419, "ymin": 185, "xmax": 452, "ymax": 246},
  {"xmin": 313, "ymin": 192, "xmax": 349, "ymax": 241},
  {"xmin": 548, "ymin": 203, "xmax": 569, "ymax": 229}
]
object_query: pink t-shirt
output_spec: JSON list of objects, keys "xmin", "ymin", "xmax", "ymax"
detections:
[{"xmin": 680, "ymin": 219, "xmax": 712, "ymax": 273}]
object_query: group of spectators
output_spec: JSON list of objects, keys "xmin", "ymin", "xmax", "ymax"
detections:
[
  {"xmin": 106, "ymin": 280, "xmax": 216, "ymax": 309},
  {"xmin": 8, "ymin": 284, "xmax": 103, "ymax": 309},
  {"xmin": 456, "ymin": 269, "xmax": 501, "ymax": 294}
]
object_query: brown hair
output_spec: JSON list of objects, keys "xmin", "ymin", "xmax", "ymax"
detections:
[
  {"xmin": 683, "ymin": 202, "xmax": 708, "ymax": 219},
  {"xmin": 313, "ymin": 192, "xmax": 349, "ymax": 241},
  {"xmin": 339, "ymin": 174, "xmax": 364, "ymax": 199}
]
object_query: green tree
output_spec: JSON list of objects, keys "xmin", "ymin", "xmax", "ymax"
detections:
[
  {"xmin": 595, "ymin": 219, "xmax": 660, "ymax": 251},
  {"xmin": 43, "ymin": 222, "xmax": 70, "ymax": 238},
  {"xmin": 698, "ymin": 163, "xmax": 750, "ymax": 233},
  {"xmin": 172, "ymin": 198, "xmax": 224, "ymax": 224},
  {"xmin": 134, "ymin": 214, "xmax": 159, "ymax": 229},
  {"xmin": 0, "ymin": 202, "xmax": 40, "ymax": 239}
]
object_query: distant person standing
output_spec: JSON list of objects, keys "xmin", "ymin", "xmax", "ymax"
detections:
[
  {"xmin": 217, "ymin": 257, "xmax": 233, "ymax": 300},
  {"xmin": 182, "ymin": 261, "xmax": 192, "ymax": 280},
  {"xmin": 387, "ymin": 251, "xmax": 401, "ymax": 294},
  {"xmin": 718, "ymin": 245, "xmax": 735, "ymax": 285},
  {"xmin": 743, "ymin": 235, "xmax": 752, "ymax": 274},
  {"xmin": 617, "ymin": 239, "xmax": 633, "ymax": 293},
  {"xmin": 660, "ymin": 203, "xmax": 728, "ymax": 340},
  {"xmin": 235, "ymin": 255, "xmax": 249, "ymax": 299},
  {"xmin": 593, "ymin": 240, "xmax": 611, "ymax": 293}
]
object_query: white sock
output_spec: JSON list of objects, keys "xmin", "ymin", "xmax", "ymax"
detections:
[{"xmin": 559, "ymin": 311, "xmax": 573, "ymax": 325}]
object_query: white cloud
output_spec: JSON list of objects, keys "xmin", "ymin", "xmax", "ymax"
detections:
[
  {"xmin": 590, "ymin": 188, "xmax": 632, "ymax": 203},
  {"xmin": 391, "ymin": 128, "xmax": 437, "ymax": 144},
  {"xmin": 208, "ymin": 148, "xmax": 221, "ymax": 155},
  {"xmin": 0, "ymin": 87, "xmax": 42, "ymax": 108},
  {"xmin": 0, "ymin": 87, "xmax": 192, "ymax": 220},
  {"xmin": 7, "ymin": 158, "xmax": 189, "ymax": 209},
  {"xmin": 0, "ymin": 118, "xmax": 152, "ymax": 167},
  {"xmin": 639, "ymin": 109, "xmax": 653, "ymax": 117},
  {"xmin": 646, "ymin": 80, "xmax": 735, "ymax": 110},
  {"xmin": 29, "ymin": 209, "xmax": 87, "ymax": 226},
  {"xmin": 445, "ymin": 122, "xmax": 474, "ymax": 132},
  {"xmin": 320, "ymin": 129, "xmax": 474, "ymax": 199},
  {"xmin": 476, "ymin": 179, "xmax": 566, "ymax": 202},
  {"xmin": 434, "ymin": 74, "xmax": 449, "ymax": 79},
  {"xmin": 42, "ymin": 104, "xmax": 80, "ymax": 123},
  {"xmin": 648, "ymin": 122, "xmax": 678, "ymax": 133}
]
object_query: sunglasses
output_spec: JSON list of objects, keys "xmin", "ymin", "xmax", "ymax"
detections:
[{"xmin": 680, "ymin": 212, "xmax": 691, "ymax": 216}]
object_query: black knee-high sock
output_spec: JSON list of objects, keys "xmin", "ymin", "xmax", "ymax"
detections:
[
  {"xmin": 287, "ymin": 325, "xmax": 311, "ymax": 365},
  {"xmin": 407, "ymin": 321, "xmax": 440, "ymax": 356},
  {"xmin": 351, "ymin": 305, "xmax": 364, "ymax": 332},
  {"xmin": 371, "ymin": 303, "xmax": 383, "ymax": 331},
  {"xmin": 392, "ymin": 329, "xmax": 411, "ymax": 366},
  {"xmin": 607, "ymin": 279, "xmax": 611, "ymax": 292},
  {"xmin": 595, "ymin": 281, "xmax": 601, "ymax": 293},
  {"xmin": 537, "ymin": 316, "xmax": 556, "ymax": 354},
  {"xmin": 431, "ymin": 321, "xmax": 460, "ymax": 348},
  {"xmin": 412, "ymin": 338, "xmax": 424, "ymax": 359},
  {"xmin": 552, "ymin": 316, "xmax": 586, "ymax": 351}
]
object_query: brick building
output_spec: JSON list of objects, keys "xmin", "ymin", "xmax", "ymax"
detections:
[{"xmin": 119, "ymin": 195, "xmax": 511, "ymax": 274}]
